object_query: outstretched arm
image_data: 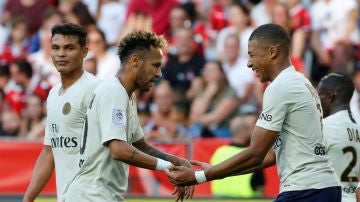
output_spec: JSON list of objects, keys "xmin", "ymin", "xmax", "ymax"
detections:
[
  {"xmin": 132, "ymin": 138, "xmax": 194, "ymax": 201},
  {"xmin": 133, "ymin": 137, "xmax": 191, "ymax": 167},
  {"xmin": 167, "ymin": 126, "xmax": 278, "ymax": 186},
  {"xmin": 23, "ymin": 146, "xmax": 55, "ymax": 202},
  {"xmin": 109, "ymin": 139, "xmax": 194, "ymax": 201}
]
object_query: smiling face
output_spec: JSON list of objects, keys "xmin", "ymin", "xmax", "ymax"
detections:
[
  {"xmin": 51, "ymin": 34, "xmax": 88, "ymax": 76},
  {"xmin": 135, "ymin": 47, "xmax": 163, "ymax": 92},
  {"xmin": 247, "ymin": 39, "xmax": 271, "ymax": 82}
]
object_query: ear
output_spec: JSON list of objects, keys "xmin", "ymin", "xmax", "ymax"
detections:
[
  {"xmin": 82, "ymin": 47, "xmax": 88, "ymax": 58},
  {"xmin": 268, "ymin": 46, "xmax": 278, "ymax": 59},
  {"xmin": 328, "ymin": 92, "xmax": 336, "ymax": 103},
  {"xmin": 130, "ymin": 54, "xmax": 141, "ymax": 67}
]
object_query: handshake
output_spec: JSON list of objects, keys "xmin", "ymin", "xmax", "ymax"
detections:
[{"xmin": 163, "ymin": 159, "xmax": 213, "ymax": 202}]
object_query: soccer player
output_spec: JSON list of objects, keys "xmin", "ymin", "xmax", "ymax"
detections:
[
  {"xmin": 63, "ymin": 31, "xmax": 193, "ymax": 202},
  {"xmin": 23, "ymin": 23, "xmax": 99, "ymax": 201},
  {"xmin": 166, "ymin": 23, "xmax": 341, "ymax": 201},
  {"xmin": 318, "ymin": 73, "xmax": 360, "ymax": 202}
]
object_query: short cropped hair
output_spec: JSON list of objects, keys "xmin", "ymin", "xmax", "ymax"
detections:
[
  {"xmin": 249, "ymin": 23, "xmax": 290, "ymax": 55},
  {"xmin": 51, "ymin": 23, "xmax": 87, "ymax": 48},
  {"xmin": 117, "ymin": 31, "xmax": 167, "ymax": 65},
  {"xmin": 319, "ymin": 73, "xmax": 355, "ymax": 104}
]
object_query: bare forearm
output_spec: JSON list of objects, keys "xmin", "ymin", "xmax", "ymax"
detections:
[
  {"xmin": 232, "ymin": 149, "xmax": 276, "ymax": 176},
  {"xmin": 23, "ymin": 146, "xmax": 54, "ymax": 202},
  {"xmin": 205, "ymin": 148, "xmax": 264, "ymax": 181},
  {"xmin": 205, "ymin": 128, "xmax": 278, "ymax": 181},
  {"xmin": 109, "ymin": 140, "xmax": 158, "ymax": 169},
  {"xmin": 133, "ymin": 138, "xmax": 188, "ymax": 167}
]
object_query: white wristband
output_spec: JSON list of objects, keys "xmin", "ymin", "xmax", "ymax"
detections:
[
  {"xmin": 155, "ymin": 158, "xmax": 172, "ymax": 171},
  {"xmin": 357, "ymin": 182, "xmax": 360, "ymax": 190},
  {"xmin": 195, "ymin": 170, "xmax": 207, "ymax": 184}
]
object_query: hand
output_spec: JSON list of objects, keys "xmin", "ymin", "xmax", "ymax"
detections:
[
  {"xmin": 190, "ymin": 160, "xmax": 212, "ymax": 170},
  {"xmin": 169, "ymin": 158, "xmax": 195, "ymax": 200},
  {"xmin": 166, "ymin": 166, "xmax": 197, "ymax": 186},
  {"xmin": 172, "ymin": 186, "xmax": 194, "ymax": 202}
]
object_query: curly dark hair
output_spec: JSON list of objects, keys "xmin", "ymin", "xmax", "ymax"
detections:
[{"xmin": 117, "ymin": 31, "xmax": 167, "ymax": 65}]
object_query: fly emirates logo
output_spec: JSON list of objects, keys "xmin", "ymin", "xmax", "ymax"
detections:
[{"xmin": 50, "ymin": 123, "xmax": 78, "ymax": 148}]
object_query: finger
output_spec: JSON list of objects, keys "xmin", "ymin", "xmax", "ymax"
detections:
[
  {"xmin": 168, "ymin": 165, "xmax": 182, "ymax": 172},
  {"xmin": 189, "ymin": 185, "xmax": 195, "ymax": 199},
  {"xmin": 190, "ymin": 160, "xmax": 203, "ymax": 166},
  {"xmin": 177, "ymin": 186, "xmax": 185, "ymax": 202},
  {"xmin": 171, "ymin": 187, "xmax": 178, "ymax": 196}
]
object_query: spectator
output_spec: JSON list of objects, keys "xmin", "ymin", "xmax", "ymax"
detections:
[
  {"xmin": 210, "ymin": 114, "xmax": 264, "ymax": 198},
  {"xmin": 271, "ymin": 2, "xmax": 307, "ymax": 74},
  {"xmin": 95, "ymin": 0, "xmax": 127, "ymax": 46},
  {"xmin": 221, "ymin": 33, "xmax": 258, "ymax": 115},
  {"xmin": 170, "ymin": 99, "xmax": 192, "ymax": 139},
  {"xmin": 87, "ymin": 26, "xmax": 120, "ymax": 80},
  {"xmin": 126, "ymin": 0, "xmax": 180, "ymax": 39},
  {"xmin": 0, "ymin": 63, "xmax": 10, "ymax": 90},
  {"xmin": 250, "ymin": 0, "xmax": 278, "ymax": 27},
  {"xmin": 59, "ymin": 0, "xmax": 96, "ymax": 29},
  {"xmin": 0, "ymin": 0, "xmax": 50, "ymax": 35},
  {"xmin": 144, "ymin": 80, "xmax": 179, "ymax": 140},
  {"xmin": 0, "ymin": 110, "xmax": 21, "ymax": 137},
  {"xmin": 0, "ymin": 89, "xmax": 8, "ymax": 114},
  {"xmin": 216, "ymin": 2, "xmax": 254, "ymax": 60},
  {"xmin": 28, "ymin": 7, "xmax": 63, "ymax": 53},
  {"xmin": 209, "ymin": 0, "xmax": 233, "ymax": 32},
  {"xmin": 188, "ymin": 60, "xmax": 239, "ymax": 138},
  {"xmin": 19, "ymin": 94, "xmax": 45, "ymax": 139},
  {"xmin": 168, "ymin": 5, "xmax": 193, "ymax": 51},
  {"xmin": 162, "ymin": 27, "xmax": 205, "ymax": 100},
  {"xmin": 28, "ymin": 26, "xmax": 61, "ymax": 87},
  {"xmin": 310, "ymin": 0, "xmax": 360, "ymax": 84},
  {"xmin": 118, "ymin": 11, "xmax": 153, "ymax": 41},
  {"xmin": 185, "ymin": 76, "xmax": 205, "ymax": 101},
  {"xmin": 83, "ymin": 57, "xmax": 97, "ymax": 76},
  {"xmin": 5, "ymin": 60, "xmax": 51, "ymax": 115},
  {"xmin": 0, "ymin": 17, "xmax": 31, "ymax": 65},
  {"xmin": 286, "ymin": 0, "xmax": 311, "ymax": 74}
]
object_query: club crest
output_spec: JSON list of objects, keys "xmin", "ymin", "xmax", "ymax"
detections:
[{"xmin": 63, "ymin": 102, "xmax": 71, "ymax": 115}]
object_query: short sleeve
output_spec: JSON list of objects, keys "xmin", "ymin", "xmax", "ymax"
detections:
[{"xmin": 256, "ymin": 84, "xmax": 287, "ymax": 132}]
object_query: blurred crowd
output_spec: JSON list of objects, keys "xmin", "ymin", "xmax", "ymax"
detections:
[{"xmin": 0, "ymin": 0, "xmax": 359, "ymax": 141}]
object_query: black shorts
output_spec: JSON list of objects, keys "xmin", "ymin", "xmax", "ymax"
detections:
[{"xmin": 275, "ymin": 186, "xmax": 341, "ymax": 202}]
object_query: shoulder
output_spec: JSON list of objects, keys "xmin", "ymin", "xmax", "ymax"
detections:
[
  {"xmin": 94, "ymin": 78, "xmax": 125, "ymax": 96},
  {"xmin": 48, "ymin": 83, "xmax": 61, "ymax": 96}
]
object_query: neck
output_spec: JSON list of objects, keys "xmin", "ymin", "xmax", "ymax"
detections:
[
  {"xmin": 118, "ymin": 73, "xmax": 135, "ymax": 98},
  {"xmin": 61, "ymin": 69, "xmax": 84, "ymax": 91},
  {"xmin": 269, "ymin": 59, "xmax": 292, "ymax": 82},
  {"xmin": 330, "ymin": 104, "xmax": 348, "ymax": 115}
]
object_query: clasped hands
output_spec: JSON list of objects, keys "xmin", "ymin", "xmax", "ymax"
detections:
[{"xmin": 167, "ymin": 160, "xmax": 213, "ymax": 201}]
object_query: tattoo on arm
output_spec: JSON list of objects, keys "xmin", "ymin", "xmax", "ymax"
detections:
[{"xmin": 134, "ymin": 138, "xmax": 170, "ymax": 160}]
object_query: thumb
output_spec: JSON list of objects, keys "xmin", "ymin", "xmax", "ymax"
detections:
[
  {"xmin": 168, "ymin": 165, "xmax": 182, "ymax": 172},
  {"xmin": 190, "ymin": 160, "xmax": 202, "ymax": 166}
]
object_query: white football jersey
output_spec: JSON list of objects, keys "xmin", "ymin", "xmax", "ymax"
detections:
[
  {"xmin": 43, "ymin": 72, "xmax": 98, "ymax": 199},
  {"xmin": 256, "ymin": 66, "xmax": 340, "ymax": 193},
  {"xmin": 324, "ymin": 110, "xmax": 360, "ymax": 202},
  {"xmin": 63, "ymin": 77, "xmax": 144, "ymax": 202}
]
